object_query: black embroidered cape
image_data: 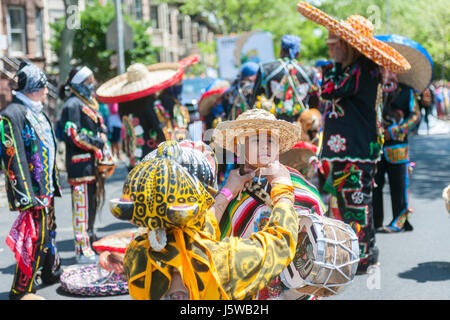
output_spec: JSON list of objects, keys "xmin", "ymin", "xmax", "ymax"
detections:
[{"xmin": 0, "ymin": 98, "xmax": 61, "ymax": 211}]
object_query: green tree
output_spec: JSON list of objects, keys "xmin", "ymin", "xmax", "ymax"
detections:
[
  {"xmin": 50, "ymin": 1, "xmax": 160, "ymax": 84},
  {"xmin": 169, "ymin": 0, "xmax": 449, "ymax": 80}
]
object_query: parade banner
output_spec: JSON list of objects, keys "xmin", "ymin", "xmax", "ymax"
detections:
[{"xmin": 216, "ymin": 31, "xmax": 275, "ymax": 81}]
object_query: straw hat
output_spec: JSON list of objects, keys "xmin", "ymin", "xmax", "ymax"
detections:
[
  {"xmin": 95, "ymin": 57, "xmax": 198, "ymax": 104},
  {"xmin": 375, "ymin": 35, "xmax": 433, "ymax": 93},
  {"xmin": 212, "ymin": 108, "xmax": 302, "ymax": 154},
  {"xmin": 297, "ymin": 1, "xmax": 411, "ymax": 74},
  {"xmin": 279, "ymin": 141, "xmax": 317, "ymax": 172},
  {"xmin": 198, "ymin": 79, "xmax": 230, "ymax": 117}
]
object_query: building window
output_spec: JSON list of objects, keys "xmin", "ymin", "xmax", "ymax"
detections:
[
  {"xmin": 135, "ymin": 0, "xmax": 143, "ymax": 20},
  {"xmin": 7, "ymin": 6, "xmax": 27, "ymax": 56},
  {"xmin": 178, "ymin": 16, "xmax": 183, "ymax": 40},
  {"xmin": 150, "ymin": 5, "xmax": 159, "ymax": 29},
  {"xmin": 35, "ymin": 7, "xmax": 44, "ymax": 57}
]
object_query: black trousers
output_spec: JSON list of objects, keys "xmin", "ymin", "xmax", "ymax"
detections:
[
  {"xmin": 331, "ymin": 161, "xmax": 378, "ymax": 271},
  {"xmin": 10, "ymin": 200, "xmax": 61, "ymax": 300},
  {"xmin": 373, "ymin": 156, "xmax": 412, "ymax": 230}
]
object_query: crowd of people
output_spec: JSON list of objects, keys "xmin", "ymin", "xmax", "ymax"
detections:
[{"xmin": 0, "ymin": 1, "xmax": 440, "ymax": 300}]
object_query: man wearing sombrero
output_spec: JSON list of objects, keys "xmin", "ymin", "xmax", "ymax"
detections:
[
  {"xmin": 372, "ymin": 35, "xmax": 433, "ymax": 233},
  {"xmin": 212, "ymin": 108, "xmax": 326, "ymax": 299},
  {"xmin": 297, "ymin": 2, "xmax": 411, "ymax": 273},
  {"xmin": 95, "ymin": 57, "xmax": 198, "ymax": 169}
]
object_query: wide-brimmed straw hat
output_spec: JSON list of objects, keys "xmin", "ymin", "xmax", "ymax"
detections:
[
  {"xmin": 198, "ymin": 79, "xmax": 230, "ymax": 117},
  {"xmin": 212, "ymin": 108, "xmax": 302, "ymax": 154},
  {"xmin": 297, "ymin": 1, "xmax": 410, "ymax": 74},
  {"xmin": 96, "ymin": 56, "xmax": 199, "ymax": 104},
  {"xmin": 279, "ymin": 141, "xmax": 317, "ymax": 172},
  {"xmin": 375, "ymin": 35, "xmax": 433, "ymax": 93}
]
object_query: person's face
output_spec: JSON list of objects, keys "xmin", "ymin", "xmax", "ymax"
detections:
[
  {"xmin": 26, "ymin": 87, "xmax": 48, "ymax": 103},
  {"xmin": 83, "ymin": 74, "xmax": 96, "ymax": 86},
  {"xmin": 326, "ymin": 33, "xmax": 340, "ymax": 60},
  {"xmin": 382, "ymin": 68, "xmax": 398, "ymax": 93},
  {"xmin": 246, "ymin": 74, "xmax": 257, "ymax": 83},
  {"xmin": 243, "ymin": 132, "xmax": 280, "ymax": 168}
]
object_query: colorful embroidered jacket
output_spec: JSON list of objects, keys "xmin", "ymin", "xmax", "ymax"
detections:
[
  {"xmin": 60, "ymin": 95, "xmax": 107, "ymax": 185},
  {"xmin": 251, "ymin": 58, "xmax": 319, "ymax": 122},
  {"xmin": 320, "ymin": 55, "xmax": 382, "ymax": 163},
  {"xmin": 0, "ymin": 98, "xmax": 62, "ymax": 211},
  {"xmin": 382, "ymin": 83, "xmax": 420, "ymax": 164},
  {"xmin": 118, "ymin": 91, "xmax": 185, "ymax": 168}
]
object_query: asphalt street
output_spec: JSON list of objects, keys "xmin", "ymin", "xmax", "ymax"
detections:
[{"xmin": 0, "ymin": 132, "xmax": 449, "ymax": 300}]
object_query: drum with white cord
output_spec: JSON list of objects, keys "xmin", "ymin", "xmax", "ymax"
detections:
[{"xmin": 280, "ymin": 213, "xmax": 359, "ymax": 297}]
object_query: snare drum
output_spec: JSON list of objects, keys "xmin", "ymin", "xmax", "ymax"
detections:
[{"xmin": 280, "ymin": 213, "xmax": 359, "ymax": 297}]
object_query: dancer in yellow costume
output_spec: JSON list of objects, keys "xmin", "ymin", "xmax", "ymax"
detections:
[{"xmin": 111, "ymin": 156, "xmax": 298, "ymax": 300}]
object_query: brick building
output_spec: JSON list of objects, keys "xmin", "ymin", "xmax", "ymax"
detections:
[
  {"xmin": 0, "ymin": 0, "xmax": 217, "ymax": 110},
  {"xmin": 0, "ymin": 0, "xmax": 49, "ymax": 108}
]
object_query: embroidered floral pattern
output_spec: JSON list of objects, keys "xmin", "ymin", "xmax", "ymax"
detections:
[
  {"xmin": 327, "ymin": 134, "xmax": 347, "ymax": 153},
  {"xmin": 29, "ymin": 152, "xmax": 43, "ymax": 182},
  {"xmin": 22, "ymin": 125, "xmax": 36, "ymax": 146}
]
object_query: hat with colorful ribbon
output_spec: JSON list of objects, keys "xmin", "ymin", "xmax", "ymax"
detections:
[
  {"xmin": 374, "ymin": 34, "xmax": 433, "ymax": 93},
  {"xmin": 296, "ymin": 1, "xmax": 411, "ymax": 74}
]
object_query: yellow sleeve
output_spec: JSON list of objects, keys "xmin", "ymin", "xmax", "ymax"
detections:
[{"xmin": 210, "ymin": 199, "xmax": 298, "ymax": 300}]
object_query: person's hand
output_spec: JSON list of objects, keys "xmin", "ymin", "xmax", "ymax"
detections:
[
  {"xmin": 223, "ymin": 167, "xmax": 255, "ymax": 198},
  {"xmin": 261, "ymin": 161, "xmax": 292, "ymax": 185},
  {"xmin": 99, "ymin": 251, "xmax": 125, "ymax": 275}
]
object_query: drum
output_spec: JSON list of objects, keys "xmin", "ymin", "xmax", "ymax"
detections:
[
  {"xmin": 280, "ymin": 213, "xmax": 359, "ymax": 297},
  {"xmin": 60, "ymin": 263, "xmax": 128, "ymax": 297}
]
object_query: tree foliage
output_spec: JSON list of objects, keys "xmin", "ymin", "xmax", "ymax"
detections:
[
  {"xmin": 171, "ymin": 0, "xmax": 449, "ymax": 80},
  {"xmin": 50, "ymin": 1, "xmax": 160, "ymax": 84}
]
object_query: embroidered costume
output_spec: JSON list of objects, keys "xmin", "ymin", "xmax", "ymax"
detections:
[
  {"xmin": 0, "ymin": 63, "xmax": 62, "ymax": 300},
  {"xmin": 251, "ymin": 35, "xmax": 319, "ymax": 123},
  {"xmin": 372, "ymin": 34, "xmax": 433, "ymax": 233},
  {"xmin": 59, "ymin": 66, "xmax": 108, "ymax": 262},
  {"xmin": 96, "ymin": 62, "xmax": 195, "ymax": 169},
  {"xmin": 296, "ymin": 2, "xmax": 411, "ymax": 273}
]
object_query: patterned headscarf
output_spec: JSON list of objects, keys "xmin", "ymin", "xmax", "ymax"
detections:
[
  {"xmin": 140, "ymin": 140, "xmax": 218, "ymax": 196},
  {"xmin": 281, "ymin": 35, "xmax": 302, "ymax": 59},
  {"xmin": 15, "ymin": 62, "xmax": 48, "ymax": 93},
  {"xmin": 113, "ymin": 158, "xmax": 228, "ymax": 299}
]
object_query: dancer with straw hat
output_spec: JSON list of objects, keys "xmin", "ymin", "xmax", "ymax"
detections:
[
  {"xmin": 372, "ymin": 35, "xmax": 433, "ymax": 233},
  {"xmin": 297, "ymin": 1, "xmax": 411, "ymax": 274},
  {"xmin": 96, "ymin": 57, "xmax": 198, "ymax": 169},
  {"xmin": 212, "ymin": 108, "xmax": 326, "ymax": 299}
]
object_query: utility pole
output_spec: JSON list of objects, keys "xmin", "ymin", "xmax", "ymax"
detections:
[
  {"xmin": 115, "ymin": 0, "xmax": 125, "ymax": 74},
  {"xmin": 386, "ymin": 0, "xmax": 390, "ymax": 34}
]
